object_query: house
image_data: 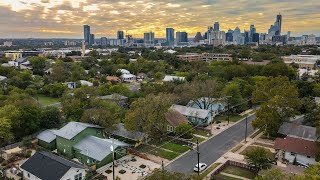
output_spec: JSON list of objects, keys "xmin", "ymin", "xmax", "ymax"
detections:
[
  {"xmin": 169, "ymin": 104, "xmax": 211, "ymax": 126},
  {"xmin": 20, "ymin": 151, "xmax": 86, "ymax": 180},
  {"xmin": 275, "ymin": 137, "xmax": 317, "ymax": 166},
  {"xmin": 187, "ymin": 97, "xmax": 225, "ymax": 117},
  {"xmin": 118, "ymin": 69, "xmax": 131, "ymax": 75},
  {"xmin": 0, "ymin": 76, "xmax": 7, "ymax": 81},
  {"xmin": 110, "ymin": 123, "xmax": 145, "ymax": 142},
  {"xmin": 137, "ymin": 73, "xmax": 148, "ymax": 80},
  {"xmin": 97, "ymin": 93, "xmax": 128, "ymax": 108},
  {"xmin": 80, "ymin": 80, "xmax": 93, "ymax": 87},
  {"xmin": 73, "ymin": 135, "xmax": 130, "ymax": 169},
  {"xmin": 54, "ymin": 122, "xmax": 104, "ymax": 158},
  {"xmin": 165, "ymin": 110, "xmax": 189, "ymax": 133},
  {"xmin": 163, "ymin": 75, "xmax": 185, "ymax": 82},
  {"xmin": 65, "ymin": 82, "xmax": 77, "ymax": 89},
  {"xmin": 121, "ymin": 74, "xmax": 136, "ymax": 82},
  {"xmin": 37, "ymin": 129, "xmax": 58, "ymax": 150},
  {"xmin": 278, "ymin": 122, "xmax": 317, "ymax": 141}
]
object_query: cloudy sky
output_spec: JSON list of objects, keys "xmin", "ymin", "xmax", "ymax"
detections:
[{"xmin": 0, "ymin": 0, "xmax": 319, "ymax": 38}]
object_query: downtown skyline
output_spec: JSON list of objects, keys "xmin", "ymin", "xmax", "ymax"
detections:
[{"xmin": 0, "ymin": 0, "xmax": 320, "ymax": 38}]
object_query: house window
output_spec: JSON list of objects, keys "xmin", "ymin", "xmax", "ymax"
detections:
[
  {"xmin": 307, "ymin": 156, "xmax": 311, "ymax": 158},
  {"xmin": 28, "ymin": 173, "xmax": 30, "ymax": 178},
  {"xmin": 74, "ymin": 173, "xmax": 82, "ymax": 180},
  {"xmin": 290, "ymin": 152, "xmax": 295, "ymax": 156}
]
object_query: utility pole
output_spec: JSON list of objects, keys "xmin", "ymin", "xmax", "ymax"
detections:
[
  {"xmin": 197, "ymin": 139, "xmax": 200, "ymax": 176},
  {"xmin": 111, "ymin": 135, "xmax": 115, "ymax": 180},
  {"xmin": 162, "ymin": 160, "xmax": 164, "ymax": 180},
  {"xmin": 226, "ymin": 96, "xmax": 231, "ymax": 125}
]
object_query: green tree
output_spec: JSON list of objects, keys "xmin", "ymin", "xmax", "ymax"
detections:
[
  {"xmin": 175, "ymin": 123, "xmax": 194, "ymax": 139},
  {"xmin": 144, "ymin": 170, "xmax": 193, "ymax": 180},
  {"xmin": 62, "ymin": 98, "xmax": 84, "ymax": 121},
  {"xmin": 0, "ymin": 117, "xmax": 13, "ymax": 146},
  {"xmin": 223, "ymin": 82, "xmax": 246, "ymax": 112},
  {"xmin": 41, "ymin": 106, "xmax": 63, "ymax": 129},
  {"xmin": 245, "ymin": 147, "xmax": 271, "ymax": 172},
  {"xmin": 124, "ymin": 93, "xmax": 175, "ymax": 140},
  {"xmin": 255, "ymin": 168, "xmax": 288, "ymax": 180},
  {"xmin": 42, "ymin": 83, "xmax": 67, "ymax": 97},
  {"xmin": 29, "ymin": 57, "xmax": 47, "ymax": 75}
]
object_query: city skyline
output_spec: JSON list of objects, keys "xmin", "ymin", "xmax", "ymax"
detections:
[{"xmin": 0, "ymin": 0, "xmax": 320, "ymax": 38}]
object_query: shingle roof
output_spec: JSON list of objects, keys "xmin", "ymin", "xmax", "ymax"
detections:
[
  {"xmin": 97, "ymin": 93, "xmax": 128, "ymax": 101},
  {"xmin": 111, "ymin": 123, "xmax": 145, "ymax": 141},
  {"xmin": 163, "ymin": 75, "xmax": 185, "ymax": 82},
  {"xmin": 274, "ymin": 137, "xmax": 318, "ymax": 158},
  {"xmin": 170, "ymin": 104, "xmax": 210, "ymax": 119},
  {"xmin": 20, "ymin": 151, "xmax": 85, "ymax": 180},
  {"xmin": 37, "ymin": 129, "xmax": 58, "ymax": 143},
  {"xmin": 73, "ymin": 136, "xmax": 130, "ymax": 161},
  {"xmin": 278, "ymin": 122, "xmax": 317, "ymax": 141},
  {"xmin": 55, "ymin": 122, "xmax": 103, "ymax": 140},
  {"xmin": 165, "ymin": 110, "xmax": 189, "ymax": 127},
  {"xmin": 0, "ymin": 76, "xmax": 7, "ymax": 81}
]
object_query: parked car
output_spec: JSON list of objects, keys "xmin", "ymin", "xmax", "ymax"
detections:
[{"xmin": 194, "ymin": 163, "xmax": 207, "ymax": 172}]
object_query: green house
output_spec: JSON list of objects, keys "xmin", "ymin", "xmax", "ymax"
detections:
[
  {"xmin": 37, "ymin": 129, "xmax": 58, "ymax": 151},
  {"xmin": 54, "ymin": 122, "xmax": 104, "ymax": 158},
  {"xmin": 73, "ymin": 135, "xmax": 129, "ymax": 168}
]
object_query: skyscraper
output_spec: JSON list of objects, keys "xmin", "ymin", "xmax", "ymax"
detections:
[
  {"xmin": 83, "ymin": 25, "xmax": 90, "ymax": 45},
  {"xmin": 226, "ymin": 29, "xmax": 233, "ymax": 42},
  {"xmin": 249, "ymin": 25, "xmax": 256, "ymax": 42},
  {"xmin": 101, "ymin": 37, "xmax": 107, "ymax": 46},
  {"xmin": 275, "ymin": 14, "xmax": 282, "ymax": 35},
  {"xmin": 144, "ymin": 32, "xmax": 155, "ymax": 45},
  {"xmin": 117, "ymin": 31, "xmax": 124, "ymax": 40},
  {"xmin": 176, "ymin": 32, "xmax": 188, "ymax": 43},
  {"xmin": 90, "ymin": 34, "xmax": 95, "ymax": 45},
  {"xmin": 214, "ymin": 22, "xmax": 220, "ymax": 31},
  {"xmin": 166, "ymin": 28, "xmax": 175, "ymax": 46}
]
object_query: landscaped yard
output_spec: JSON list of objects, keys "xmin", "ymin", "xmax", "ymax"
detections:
[
  {"xmin": 192, "ymin": 136, "xmax": 206, "ymax": 143},
  {"xmin": 161, "ymin": 142, "xmax": 190, "ymax": 154},
  {"xmin": 34, "ymin": 94, "xmax": 60, "ymax": 106},
  {"xmin": 214, "ymin": 114, "xmax": 243, "ymax": 123},
  {"xmin": 198, "ymin": 163, "xmax": 221, "ymax": 179},
  {"xmin": 136, "ymin": 144, "xmax": 179, "ymax": 160},
  {"xmin": 194, "ymin": 129, "xmax": 211, "ymax": 137},
  {"xmin": 214, "ymin": 174, "xmax": 242, "ymax": 180},
  {"xmin": 221, "ymin": 165, "xmax": 256, "ymax": 179},
  {"xmin": 240, "ymin": 146, "xmax": 275, "ymax": 161}
]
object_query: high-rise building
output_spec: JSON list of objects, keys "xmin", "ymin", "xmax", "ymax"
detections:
[
  {"xmin": 252, "ymin": 33, "xmax": 260, "ymax": 43},
  {"xmin": 249, "ymin": 25, "xmax": 256, "ymax": 42},
  {"xmin": 214, "ymin": 22, "xmax": 220, "ymax": 31},
  {"xmin": 101, "ymin": 37, "xmax": 107, "ymax": 46},
  {"xmin": 117, "ymin": 31, "xmax": 124, "ymax": 40},
  {"xmin": 244, "ymin": 31, "xmax": 250, "ymax": 44},
  {"xmin": 166, "ymin": 28, "xmax": 175, "ymax": 46},
  {"xmin": 176, "ymin": 32, "xmax": 188, "ymax": 43},
  {"xmin": 232, "ymin": 27, "xmax": 242, "ymax": 45},
  {"xmin": 144, "ymin": 32, "xmax": 155, "ymax": 45},
  {"xmin": 226, "ymin": 29, "xmax": 233, "ymax": 42},
  {"xmin": 276, "ymin": 14, "xmax": 282, "ymax": 35},
  {"xmin": 90, "ymin": 34, "xmax": 95, "ymax": 45},
  {"xmin": 83, "ymin": 25, "xmax": 90, "ymax": 45},
  {"xmin": 194, "ymin": 32, "xmax": 204, "ymax": 42}
]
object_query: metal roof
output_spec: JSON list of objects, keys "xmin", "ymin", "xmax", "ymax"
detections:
[
  {"xmin": 55, "ymin": 122, "xmax": 102, "ymax": 140},
  {"xmin": 73, "ymin": 136, "xmax": 129, "ymax": 161},
  {"xmin": 37, "ymin": 129, "xmax": 58, "ymax": 143},
  {"xmin": 170, "ymin": 104, "xmax": 210, "ymax": 119},
  {"xmin": 163, "ymin": 75, "xmax": 185, "ymax": 82},
  {"xmin": 111, "ymin": 123, "xmax": 145, "ymax": 141}
]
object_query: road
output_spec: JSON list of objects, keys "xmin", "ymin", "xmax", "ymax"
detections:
[{"xmin": 165, "ymin": 114, "xmax": 256, "ymax": 174}]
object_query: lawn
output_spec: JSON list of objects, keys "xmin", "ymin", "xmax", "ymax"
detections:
[
  {"xmin": 191, "ymin": 136, "xmax": 206, "ymax": 143},
  {"xmin": 214, "ymin": 114, "xmax": 243, "ymax": 123},
  {"xmin": 198, "ymin": 163, "xmax": 221, "ymax": 179},
  {"xmin": 35, "ymin": 94, "xmax": 60, "ymax": 106},
  {"xmin": 161, "ymin": 142, "xmax": 190, "ymax": 154},
  {"xmin": 221, "ymin": 165, "xmax": 256, "ymax": 179},
  {"xmin": 136, "ymin": 145, "xmax": 179, "ymax": 160},
  {"xmin": 194, "ymin": 129, "xmax": 211, "ymax": 137},
  {"xmin": 214, "ymin": 174, "xmax": 242, "ymax": 180},
  {"xmin": 231, "ymin": 144, "xmax": 243, "ymax": 153}
]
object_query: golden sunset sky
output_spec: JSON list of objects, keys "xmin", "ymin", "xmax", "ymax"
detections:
[{"xmin": 0, "ymin": 0, "xmax": 319, "ymax": 38}]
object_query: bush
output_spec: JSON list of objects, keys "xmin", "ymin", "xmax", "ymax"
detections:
[
  {"xmin": 175, "ymin": 123, "xmax": 194, "ymax": 139},
  {"xmin": 119, "ymin": 170, "xmax": 126, "ymax": 174}
]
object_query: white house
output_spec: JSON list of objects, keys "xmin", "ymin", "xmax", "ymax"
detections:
[
  {"xmin": 20, "ymin": 151, "xmax": 87, "ymax": 180},
  {"xmin": 163, "ymin": 75, "xmax": 185, "ymax": 82},
  {"xmin": 65, "ymin": 82, "xmax": 77, "ymax": 89},
  {"xmin": 169, "ymin": 104, "xmax": 211, "ymax": 126},
  {"xmin": 121, "ymin": 74, "xmax": 136, "ymax": 82},
  {"xmin": 275, "ymin": 137, "xmax": 317, "ymax": 166},
  {"xmin": 80, "ymin": 80, "xmax": 93, "ymax": 87}
]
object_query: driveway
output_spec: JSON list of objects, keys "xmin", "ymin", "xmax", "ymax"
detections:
[{"xmin": 165, "ymin": 114, "xmax": 256, "ymax": 174}]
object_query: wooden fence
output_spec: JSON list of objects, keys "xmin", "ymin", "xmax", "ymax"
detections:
[{"xmin": 210, "ymin": 160, "xmax": 254, "ymax": 179}]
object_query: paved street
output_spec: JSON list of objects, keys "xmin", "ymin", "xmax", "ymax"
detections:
[{"xmin": 165, "ymin": 114, "xmax": 256, "ymax": 174}]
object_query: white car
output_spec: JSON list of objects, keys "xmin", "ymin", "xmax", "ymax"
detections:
[{"xmin": 194, "ymin": 163, "xmax": 207, "ymax": 172}]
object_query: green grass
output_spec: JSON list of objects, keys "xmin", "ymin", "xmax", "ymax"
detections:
[
  {"xmin": 214, "ymin": 174, "xmax": 242, "ymax": 180},
  {"xmin": 192, "ymin": 136, "xmax": 206, "ymax": 143},
  {"xmin": 161, "ymin": 142, "xmax": 190, "ymax": 154},
  {"xmin": 231, "ymin": 144, "xmax": 243, "ymax": 153},
  {"xmin": 35, "ymin": 94, "xmax": 60, "ymax": 106},
  {"xmin": 221, "ymin": 165, "xmax": 256, "ymax": 179},
  {"xmin": 194, "ymin": 129, "xmax": 211, "ymax": 137},
  {"xmin": 214, "ymin": 114, "xmax": 243, "ymax": 123},
  {"xmin": 136, "ymin": 145, "xmax": 179, "ymax": 160},
  {"xmin": 198, "ymin": 163, "xmax": 221, "ymax": 179},
  {"xmin": 240, "ymin": 146, "xmax": 275, "ymax": 161}
]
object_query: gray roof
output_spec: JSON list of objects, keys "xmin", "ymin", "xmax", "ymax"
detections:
[
  {"xmin": 37, "ymin": 129, "xmax": 58, "ymax": 143},
  {"xmin": 278, "ymin": 122, "xmax": 317, "ymax": 141},
  {"xmin": 73, "ymin": 136, "xmax": 129, "ymax": 161},
  {"xmin": 55, "ymin": 122, "xmax": 103, "ymax": 140},
  {"xmin": 20, "ymin": 151, "xmax": 85, "ymax": 180},
  {"xmin": 97, "ymin": 93, "xmax": 128, "ymax": 101},
  {"xmin": 0, "ymin": 76, "xmax": 7, "ymax": 81},
  {"xmin": 170, "ymin": 104, "xmax": 210, "ymax": 119},
  {"xmin": 111, "ymin": 123, "xmax": 145, "ymax": 141}
]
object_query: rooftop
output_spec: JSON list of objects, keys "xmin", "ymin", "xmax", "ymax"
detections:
[
  {"xmin": 170, "ymin": 104, "xmax": 210, "ymax": 119},
  {"xmin": 37, "ymin": 129, "xmax": 58, "ymax": 143},
  {"xmin": 20, "ymin": 151, "xmax": 85, "ymax": 180},
  {"xmin": 111, "ymin": 123, "xmax": 145, "ymax": 141},
  {"xmin": 274, "ymin": 137, "xmax": 318, "ymax": 158},
  {"xmin": 73, "ymin": 136, "xmax": 129, "ymax": 161},
  {"xmin": 278, "ymin": 122, "xmax": 317, "ymax": 141},
  {"xmin": 163, "ymin": 75, "xmax": 185, "ymax": 82},
  {"xmin": 55, "ymin": 122, "xmax": 103, "ymax": 140},
  {"xmin": 165, "ymin": 110, "xmax": 189, "ymax": 127}
]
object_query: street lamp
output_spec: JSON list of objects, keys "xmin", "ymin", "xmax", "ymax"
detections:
[
  {"xmin": 245, "ymin": 115, "xmax": 248, "ymax": 142},
  {"xmin": 196, "ymin": 139, "xmax": 200, "ymax": 175}
]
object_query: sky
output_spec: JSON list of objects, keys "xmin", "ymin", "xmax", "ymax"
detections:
[{"xmin": 0, "ymin": 0, "xmax": 319, "ymax": 39}]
